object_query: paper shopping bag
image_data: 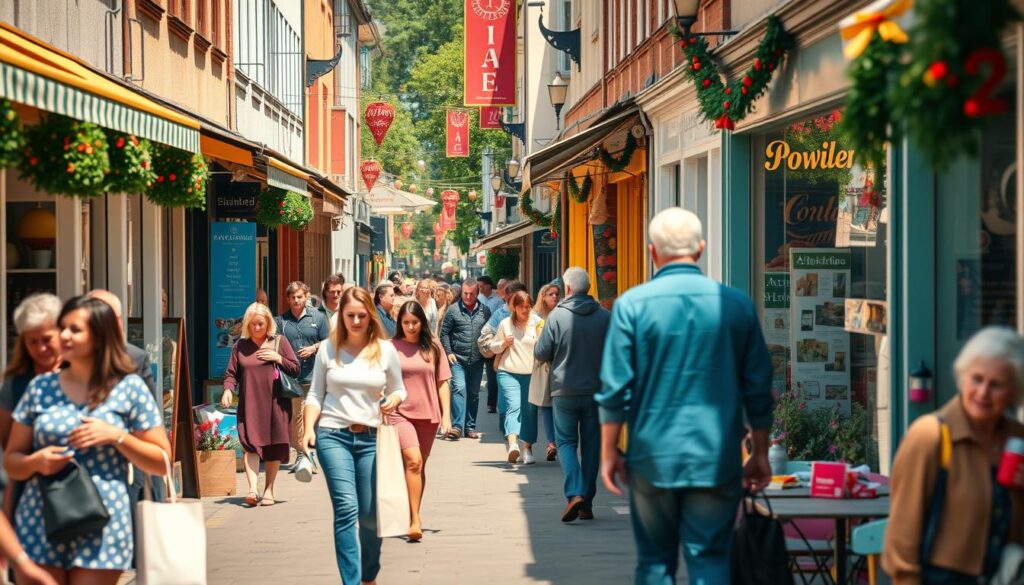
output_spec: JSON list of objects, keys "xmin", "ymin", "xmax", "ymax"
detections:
[
  {"xmin": 375, "ymin": 422, "xmax": 410, "ymax": 537},
  {"xmin": 135, "ymin": 452, "xmax": 207, "ymax": 585}
]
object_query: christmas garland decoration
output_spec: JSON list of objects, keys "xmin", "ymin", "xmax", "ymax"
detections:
[
  {"xmin": 550, "ymin": 194, "xmax": 561, "ymax": 238},
  {"xmin": 675, "ymin": 15, "xmax": 796, "ymax": 130},
  {"xmin": 256, "ymin": 187, "xmax": 314, "ymax": 230},
  {"xmin": 1, "ymin": 99, "xmax": 23, "ymax": 168},
  {"xmin": 840, "ymin": 32, "xmax": 900, "ymax": 174},
  {"xmin": 519, "ymin": 188, "xmax": 552, "ymax": 226},
  {"xmin": 104, "ymin": 130, "xmax": 156, "ymax": 193},
  {"xmin": 566, "ymin": 170, "xmax": 593, "ymax": 204},
  {"xmin": 599, "ymin": 132, "xmax": 639, "ymax": 172},
  {"xmin": 147, "ymin": 146, "xmax": 209, "ymax": 209},
  {"xmin": 18, "ymin": 114, "xmax": 110, "ymax": 197}
]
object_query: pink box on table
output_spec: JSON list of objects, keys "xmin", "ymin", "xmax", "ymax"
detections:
[{"xmin": 810, "ymin": 461, "xmax": 849, "ymax": 499}]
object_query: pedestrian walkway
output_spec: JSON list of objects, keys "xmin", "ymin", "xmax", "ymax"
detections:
[{"xmin": 203, "ymin": 397, "xmax": 637, "ymax": 584}]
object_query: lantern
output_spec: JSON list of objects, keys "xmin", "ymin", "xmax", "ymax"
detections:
[
  {"xmin": 400, "ymin": 222, "xmax": 413, "ymax": 239},
  {"xmin": 495, "ymin": 193, "xmax": 506, "ymax": 209},
  {"xmin": 440, "ymin": 189, "xmax": 460, "ymax": 231},
  {"xmin": 360, "ymin": 160, "xmax": 382, "ymax": 191},
  {"xmin": 427, "ymin": 187, "xmax": 435, "ymax": 197},
  {"xmin": 395, "ymin": 179, "xmax": 404, "ymax": 190},
  {"xmin": 468, "ymin": 190, "xmax": 478, "ymax": 202},
  {"xmin": 909, "ymin": 361, "xmax": 932, "ymax": 403},
  {"xmin": 409, "ymin": 184, "xmax": 418, "ymax": 193},
  {"xmin": 365, "ymin": 102, "xmax": 395, "ymax": 146},
  {"xmin": 433, "ymin": 253, "xmax": 442, "ymax": 262}
]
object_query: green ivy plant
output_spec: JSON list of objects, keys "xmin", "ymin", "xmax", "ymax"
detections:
[
  {"xmin": 104, "ymin": 130, "xmax": 156, "ymax": 193},
  {"xmin": 147, "ymin": 146, "xmax": 208, "ymax": 209},
  {"xmin": 18, "ymin": 114, "xmax": 110, "ymax": 197},
  {"xmin": 485, "ymin": 248, "xmax": 520, "ymax": 281},
  {"xmin": 1, "ymin": 99, "xmax": 23, "ymax": 168}
]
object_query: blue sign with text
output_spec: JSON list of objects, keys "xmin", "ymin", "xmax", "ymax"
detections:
[{"xmin": 209, "ymin": 222, "xmax": 256, "ymax": 378}]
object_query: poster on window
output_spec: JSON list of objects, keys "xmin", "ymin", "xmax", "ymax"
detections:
[
  {"xmin": 209, "ymin": 222, "xmax": 257, "ymax": 378},
  {"xmin": 790, "ymin": 249, "xmax": 852, "ymax": 416},
  {"xmin": 446, "ymin": 109, "xmax": 470, "ymax": 157},
  {"xmin": 835, "ymin": 163, "xmax": 881, "ymax": 247},
  {"xmin": 464, "ymin": 0, "xmax": 517, "ymax": 106},
  {"xmin": 763, "ymin": 272, "xmax": 791, "ymax": 395}
]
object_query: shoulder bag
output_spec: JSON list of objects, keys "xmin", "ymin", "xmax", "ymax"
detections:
[
  {"xmin": 273, "ymin": 336, "xmax": 304, "ymax": 399},
  {"xmin": 477, "ymin": 323, "xmax": 497, "ymax": 359},
  {"xmin": 730, "ymin": 490, "xmax": 792, "ymax": 584},
  {"xmin": 135, "ymin": 450, "xmax": 206, "ymax": 585},
  {"xmin": 41, "ymin": 458, "xmax": 110, "ymax": 543}
]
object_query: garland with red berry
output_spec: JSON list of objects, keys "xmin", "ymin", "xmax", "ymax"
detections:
[
  {"xmin": 674, "ymin": 15, "xmax": 795, "ymax": 130},
  {"xmin": 550, "ymin": 194, "xmax": 561, "ymax": 238},
  {"xmin": 18, "ymin": 114, "xmax": 110, "ymax": 197},
  {"xmin": 256, "ymin": 187, "xmax": 314, "ymax": 231},
  {"xmin": 599, "ymin": 132, "xmax": 639, "ymax": 172},
  {"xmin": 104, "ymin": 130, "xmax": 156, "ymax": 193},
  {"xmin": 566, "ymin": 170, "xmax": 593, "ymax": 204},
  {"xmin": 1, "ymin": 99, "xmax": 23, "ymax": 168},
  {"xmin": 147, "ymin": 146, "xmax": 209, "ymax": 209},
  {"xmin": 519, "ymin": 188, "xmax": 552, "ymax": 227}
]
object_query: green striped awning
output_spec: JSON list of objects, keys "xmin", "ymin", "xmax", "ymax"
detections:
[{"xmin": 0, "ymin": 61, "xmax": 199, "ymax": 152}]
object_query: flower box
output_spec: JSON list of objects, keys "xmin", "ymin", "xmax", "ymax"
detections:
[{"xmin": 197, "ymin": 450, "xmax": 237, "ymax": 497}]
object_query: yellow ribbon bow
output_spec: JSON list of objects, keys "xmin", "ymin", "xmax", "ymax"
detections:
[{"xmin": 839, "ymin": 0, "xmax": 912, "ymax": 59}]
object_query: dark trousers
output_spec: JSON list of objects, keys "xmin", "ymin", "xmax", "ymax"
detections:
[{"xmin": 485, "ymin": 357, "xmax": 497, "ymax": 410}]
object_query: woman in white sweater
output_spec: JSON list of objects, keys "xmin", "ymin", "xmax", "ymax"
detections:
[
  {"xmin": 302, "ymin": 287, "xmax": 407, "ymax": 585},
  {"xmin": 487, "ymin": 291, "xmax": 542, "ymax": 464}
]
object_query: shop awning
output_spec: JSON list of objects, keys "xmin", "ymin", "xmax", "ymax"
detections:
[
  {"xmin": 0, "ymin": 22, "xmax": 199, "ymax": 151},
  {"xmin": 266, "ymin": 156, "xmax": 310, "ymax": 195},
  {"xmin": 471, "ymin": 220, "xmax": 543, "ymax": 253},
  {"xmin": 366, "ymin": 184, "xmax": 437, "ymax": 215},
  {"xmin": 200, "ymin": 134, "xmax": 254, "ymax": 167},
  {"xmin": 521, "ymin": 104, "xmax": 643, "ymax": 193}
]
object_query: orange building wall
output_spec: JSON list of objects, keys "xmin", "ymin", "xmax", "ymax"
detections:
[{"xmin": 304, "ymin": 0, "xmax": 337, "ymax": 177}]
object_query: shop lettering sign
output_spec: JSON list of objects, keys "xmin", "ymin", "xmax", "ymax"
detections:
[
  {"xmin": 785, "ymin": 193, "xmax": 839, "ymax": 248},
  {"xmin": 764, "ymin": 140, "xmax": 855, "ymax": 172},
  {"xmin": 464, "ymin": 0, "xmax": 517, "ymax": 106}
]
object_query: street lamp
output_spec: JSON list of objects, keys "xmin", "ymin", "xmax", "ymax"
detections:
[
  {"xmin": 673, "ymin": 0, "xmax": 738, "ymax": 43},
  {"xmin": 417, "ymin": 159, "xmax": 426, "ymax": 172},
  {"xmin": 506, "ymin": 158, "xmax": 521, "ymax": 179},
  {"xmin": 490, "ymin": 172, "xmax": 503, "ymax": 194},
  {"xmin": 547, "ymin": 72, "xmax": 569, "ymax": 130}
]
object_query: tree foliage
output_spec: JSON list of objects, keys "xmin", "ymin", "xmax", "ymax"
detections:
[{"xmin": 366, "ymin": 0, "xmax": 463, "ymax": 96}]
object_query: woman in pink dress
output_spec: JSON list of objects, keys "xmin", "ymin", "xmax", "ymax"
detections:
[
  {"xmin": 390, "ymin": 301, "xmax": 452, "ymax": 541},
  {"xmin": 221, "ymin": 302, "xmax": 300, "ymax": 507}
]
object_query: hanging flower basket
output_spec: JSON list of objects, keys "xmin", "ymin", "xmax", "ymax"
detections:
[
  {"xmin": 104, "ymin": 130, "xmax": 156, "ymax": 193},
  {"xmin": 18, "ymin": 114, "xmax": 110, "ymax": 197},
  {"xmin": 1, "ymin": 99, "xmax": 24, "ymax": 168},
  {"xmin": 256, "ymin": 187, "xmax": 313, "ymax": 230},
  {"xmin": 147, "ymin": 146, "xmax": 208, "ymax": 209}
]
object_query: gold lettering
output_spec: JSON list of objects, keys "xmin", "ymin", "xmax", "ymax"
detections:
[
  {"xmin": 764, "ymin": 140, "xmax": 857, "ymax": 171},
  {"xmin": 764, "ymin": 140, "xmax": 789, "ymax": 171},
  {"xmin": 835, "ymin": 150, "xmax": 849, "ymax": 168}
]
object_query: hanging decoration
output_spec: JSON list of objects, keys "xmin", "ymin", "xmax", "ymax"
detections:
[
  {"xmin": 468, "ymin": 190, "xmax": 478, "ymax": 202},
  {"xmin": 1, "ymin": 99, "xmax": 24, "ymax": 168},
  {"xmin": 675, "ymin": 15, "xmax": 796, "ymax": 131},
  {"xmin": 365, "ymin": 102, "xmax": 395, "ymax": 146},
  {"xmin": 550, "ymin": 195, "xmax": 561, "ymax": 238},
  {"xmin": 104, "ymin": 130, "xmax": 156, "ymax": 193},
  {"xmin": 409, "ymin": 184, "xmax": 418, "ymax": 193},
  {"xmin": 599, "ymin": 133, "xmax": 639, "ymax": 173},
  {"xmin": 394, "ymin": 179, "xmax": 404, "ymax": 190},
  {"xmin": 147, "ymin": 146, "xmax": 208, "ymax": 208},
  {"xmin": 256, "ymin": 187, "xmax": 313, "ymax": 230},
  {"xmin": 18, "ymin": 115, "xmax": 110, "ymax": 197},
  {"xmin": 400, "ymin": 221, "xmax": 414, "ymax": 239},
  {"xmin": 839, "ymin": 32, "xmax": 902, "ymax": 175},
  {"xmin": 360, "ymin": 160, "xmax": 382, "ymax": 191},
  {"xmin": 433, "ymin": 222, "xmax": 444, "ymax": 248},
  {"xmin": 519, "ymin": 188, "xmax": 552, "ymax": 226},
  {"xmin": 566, "ymin": 170, "xmax": 594, "ymax": 203},
  {"xmin": 440, "ymin": 189, "xmax": 460, "ymax": 231},
  {"xmin": 426, "ymin": 187, "xmax": 435, "ymax": 197}
]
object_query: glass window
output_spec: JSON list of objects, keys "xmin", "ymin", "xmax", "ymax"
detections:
[{"xmin": 752, "ymin": 109, "xmax": 887, "ymax": 470}]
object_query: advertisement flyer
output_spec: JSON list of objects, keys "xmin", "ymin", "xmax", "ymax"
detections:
[
  {"xmin": 763, "ymin": 272, "xmax": 790, "ymax": 394},
  {"xmin": 790, "ymin": 249, "xmax": 852, "ymax": 416},
  {"xmin": 209, "ymin": 222, "xmax": 257, "ymax": 379}
]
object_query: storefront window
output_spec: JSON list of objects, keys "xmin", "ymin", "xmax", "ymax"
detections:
[{"xmin": 752, "ymin": 109, "xmax": 886, "ymax": 470}]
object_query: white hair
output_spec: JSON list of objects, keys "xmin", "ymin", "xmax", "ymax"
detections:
[
  {"xmin": 562, "ymin": 266, "xmax": 590, "ymax": 295},
  {"xmin": 13, "ymin": 293, "xmax": 62, "ymax": 334},
  {"xmin": 649, "ymin": 207, "xmax": 703, "ymax": 258},
  {"xmin": 954, "ymin": 326, "xmax": 1024, "ymax": 400}
]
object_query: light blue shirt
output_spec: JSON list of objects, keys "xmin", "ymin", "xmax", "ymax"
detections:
[
  {"xmin": 596, "ymin": 263, "xmax": 774, "ymax": 489},
  {"xmin": 487, "ymin": 303, "xmax": 510, "ymax": 328},
  {"xmin": 478, "ymin": 291, "xmax": 505, "ymax": 315}
]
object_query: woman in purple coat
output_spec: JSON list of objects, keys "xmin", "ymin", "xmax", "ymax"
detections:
[{"xmin": 221, "ymin": 302, "xmax": 300, "ymax": 507}]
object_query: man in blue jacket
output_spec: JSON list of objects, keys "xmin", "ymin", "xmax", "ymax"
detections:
[
  {"xmin": 439, "ymin": 278, "xmax": 492, "ymax": 439},
  {"xmin": 596, "ymin": 208, "xmax": 774, "ymax": 585}
]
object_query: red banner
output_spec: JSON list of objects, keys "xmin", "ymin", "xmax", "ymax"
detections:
[
  {"xmin": 440, "ymin": 189, "xmax": 460, "ymax": 231},
  {"xmin": 446, "ymin": 109, "xmax": 470, "ymax": 158},
  {"xmin": 464, "ymin": 0, "xmax": 516, "ymax": 106},
  {"xmin": 480, "ymin": 106, "xmax": 503, "ymax": 129}
]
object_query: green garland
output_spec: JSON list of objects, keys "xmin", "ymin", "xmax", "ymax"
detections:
[
  {"xmin": 840, "ymin": 33, "xmax": 900, "ymax": 173},
  {"xmin": 550, "ymin": 194, "xmax": 561, "ymax": 237},
  {"xmin": 519, "ymin": 188, "xmax": 551, "ymax": 227},
  {"xmin": 599, "ymin": 133, "xmax": 638, "ymax": 173},
  {"xmin": 18, "ymin": 114, "xmax": 110, "ymax": 197},
  {"xmin": 566, "ymin": 170, "xmax": 593, "ymax": 204},
  {"xmin": 674, "ymin": 15, "xmax": 795, "ymax": 130},
  {"xmin": 104, "ymin": 130, "xmax": 156, "ymax": 193},
  {"xmin": 256, "ymin": 187, "xmax": 314, "ymax": 230},
  {"xmin": 147, "ymin": 146, "xmax": 208, "ymax": 209},
  {"xmin": 484, "ymin": 248, "xmax": 521, "ymax": 281},
  {"xmin": 1, "ymin": 99, "xmax": 23, "ymax": 168}
]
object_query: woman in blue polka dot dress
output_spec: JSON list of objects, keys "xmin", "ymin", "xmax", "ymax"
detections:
[{"xmin": 3, "ymin": 296, "xmax": 171, "ymax": 585}]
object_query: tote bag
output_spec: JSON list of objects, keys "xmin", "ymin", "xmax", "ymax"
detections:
[
  {"xmin": 375, "ymin": 418, "xmax": 410, "ymax": 537},
  {"xmin": 135, "ymin": 451, "xmax": 207, "ymax": 585},
  {"xmin": 730, "ymin": 492, "xmax": 792, "ymax": 585}
]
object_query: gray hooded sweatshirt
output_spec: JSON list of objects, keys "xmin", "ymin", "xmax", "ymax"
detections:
[{"xmin": 534, "ymin": 294, "xmax": 611, "ymax": 397}]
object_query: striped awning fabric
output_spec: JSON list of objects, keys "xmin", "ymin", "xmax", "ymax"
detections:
[
  {"xmin": 1, "ymin": 62, "xmax": 199, "ymax": 152},
  {"xmin": 266, "ymin": 157, "xmax": 309, "ymax": 195}
]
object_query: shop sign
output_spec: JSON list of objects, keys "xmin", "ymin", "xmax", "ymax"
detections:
[
  {"xmin": 464, "ymin": 0, "xmax": 516, "ymax": 106},
  {"xmin": 446, "ymin": 109, "xmax": 470, "ymax": 157},
  {"xmin": 209, "ymin": 222, "xmax": 257, "ymax": 378},
  {"xmin": 214, "ymin": 182, "xmax": 260, "ymax": 219},
  {"xmin": 764, "ymin": 140, "xmax": 855, "ymax": 172},
  {"xmin": 480, "ymin": 106, "xmax": 503, "ymax": 129}
]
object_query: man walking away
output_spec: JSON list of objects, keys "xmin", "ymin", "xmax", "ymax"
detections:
[
  {"xmin": 276, "ymin": 281, "xmax": 330, "ymax": 473},
  {"xmin": 596, "ymin": 208, "xmax": 774, "ymax": 584},
  {"xmin": 439, "ymin": 278, "xmax": 491, "ymax": 440},
  {"xmin": 534, "ymin": 268, "xmax": 610, "ymax": 522}
]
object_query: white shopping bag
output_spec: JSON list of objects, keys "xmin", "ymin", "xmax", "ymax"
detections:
[
  {"xmin": 135, "ymin": 452, "xmax": 207, "ymax": 585},
  {"xmin": 375, "ymin": 420, "xmax": 410, "ymax": 537}
]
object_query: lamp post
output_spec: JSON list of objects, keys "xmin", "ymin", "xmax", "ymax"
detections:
[
  {"xmin": 547, "ymin": 72, "xmax": 569, "ymax": 130},
  {"xmin": 490, "ymin": 173, "xmax": 502, "ymax": 195},
  {"xmin": 507, "ymin": 158, "xmax": 521, "ymax": 179},
  {"xmin": 673, "ymin": 0, "xmax": 738, "ymax": 43}
]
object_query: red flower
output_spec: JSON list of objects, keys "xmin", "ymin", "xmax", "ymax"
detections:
[
  {"xmin": 601, "ymin": 271, "xmax": 617, "ymax": 282},
  {"xmin": 116, "ymin": 137, "xmax": 126, "ymax": 149},
  {"xmin": 77, "ymin": 143, "xmax": 86, "ymax": 153},
  {"xmin": 692, "ymin": 63, "xmax": 701, "ymax": 71},
  {"xmin": 741, "ymin": 87, "xmax": 748, "ymax": 95},
  {"xmin": 66, "ymin": 164, "xmax": 75, "ymax": 173},
  {"xmin": 141, "ymin": 161, "xmax": 149, "ymax": 169},
  {"xmin": 754, "ymin": 58, "xmax": 763, "ymax": 70},
  {"xmin": 723, "ymin": 101, "xmax": 731, "ymax": 109},
  {"xmin": 702, "ymin": 79, "xmax": 711, "ymax": 88},
  {"xmin": 156, "ymin": 175, "xmax": 165, "ymax": 183},
  {"xmin": 742, "ymin": 76, "xmax": 753, "ymax": 87},
  {"xmin": 200, "ymin": 421, "xmax": 214, "ymax": 432},
  {"xmin": 168, "ymin": 173, "xmax": 176, "ymax": 182},
  {"xmin": 29, "ymin": 156, "xmax": 38, "ymax": 166}
]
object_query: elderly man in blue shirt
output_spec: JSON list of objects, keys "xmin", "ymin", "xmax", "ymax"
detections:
[{"xmin": 596, "ymin": 208, "xmax": 774, "ymax": 585}]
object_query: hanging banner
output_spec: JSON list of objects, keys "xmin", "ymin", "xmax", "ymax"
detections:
[
  {"xmin": 446, "ymin": 109, "xmax": 470, "ymax": 157},
  {"xmin": 433, "ymin": 222, "xmax": 444, "ymax": 247},
  {"xmin": 440, "ymin": 189, "xmax": 460, "ymax": 231},
  {"xmin": 365, "ymin": 102, "xmax": 395, "ymax": 146},
  {"xmin": 464, "ymin": 0, "xmax": 517, "ymax": 106},
  {"xmin": 209, "ymin": 222, "xmax": 257, "ymax": 378},
  {"xmin": 480, "ymin": 106, "xmax": 503, "ymax": 129},
  {"xmin": 360, "ymin": 160, "xmax": 382, "ymax": 191},
  {"xmin": 400, "ymin": 221, "xmax": 414, "ymax": 239}
]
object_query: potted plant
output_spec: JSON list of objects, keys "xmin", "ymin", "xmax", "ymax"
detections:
[
  {"xmin": 194, "ymin": 420, "xmax": 239, "ymax": 497},
  {"xmin": 770, "ymin": 390, "xmax": 874, "ymax": 466}
]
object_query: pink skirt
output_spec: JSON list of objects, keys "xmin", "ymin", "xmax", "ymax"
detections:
[{"xmin": 386, "ymin": 414, "xmax": 440, "ymax": 459}]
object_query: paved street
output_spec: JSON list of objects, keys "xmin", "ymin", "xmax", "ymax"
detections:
[{"xmin": 203, "ymin": 396, "xmax": 637, "ymax": 584}]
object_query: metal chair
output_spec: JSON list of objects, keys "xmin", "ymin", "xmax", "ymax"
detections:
[{"xmin": 851, "ymin": 519, "xmax": 888, "ymax": 585}]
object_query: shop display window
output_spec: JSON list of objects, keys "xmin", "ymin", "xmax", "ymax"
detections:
[{"xmin": 752, "ymin": 109, "xmax": 886, "ymax": 470}]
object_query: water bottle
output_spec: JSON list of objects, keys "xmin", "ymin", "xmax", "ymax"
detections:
[{"xmin": 768, "ymin": 442, "xmax": 788, "ymax": 477}]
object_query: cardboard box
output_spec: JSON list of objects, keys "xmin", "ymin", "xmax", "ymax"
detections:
[{"xmin": 810, "ymin": 461, "xmax": 849, "ymax": 499}]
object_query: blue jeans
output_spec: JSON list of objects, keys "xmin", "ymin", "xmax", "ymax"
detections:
[
  {"xmin": 629, "ymin": 474, "xmax": 741, "ymax": 585},
  {"xmin": 520, "ymin": 402, "xmax": 553, "ymax": 445},
  {"xmin": 552, "ymin": 395, "xmax": 600, "ymax": 508},
  {"xmin": 449, "ymin": 360, "xmax": 484, "ymax": 433},
  {"xmin": 496, "ymin": 371, "xmax": 530, "ymax": 438},
  {"xmin": 316, "ymin": 427, "xmax": 381, "ymax": 585},
  {"xmin": 484, "ymin": 357, "xmax": 498, "ymax": 409}
]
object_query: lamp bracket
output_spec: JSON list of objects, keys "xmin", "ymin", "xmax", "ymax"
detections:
[
  {"xmin": 500, "ymin": 120, "xmax": 526, "ymax": 143},
  {"xmin": 538, "ymin": 15, "xmax": 581, "ymax": 70},
  {"xmin": 306, "ymin": 46, "xmax": 344, "ymax": 87}
]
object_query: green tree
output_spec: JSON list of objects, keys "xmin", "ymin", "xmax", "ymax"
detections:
[{"xmin": 366, "ymin": 0, "xmax": 463, "ymax": 95}]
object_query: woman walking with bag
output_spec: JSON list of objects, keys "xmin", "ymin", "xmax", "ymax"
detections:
[
  {"xmin": 525, "ymin": 284, "xmax": 560, "ymax": 462},
  {"xmin": 391, "ymin": 301, "xmax": 451, "ymax": 541},
  {"xmin": 303, "ymin": 287, "xmax": 406, "ymax": 585},
  {"xmin": 221, "ymin": 302, "xmax": 300, "ymax": 507},
  {"xmin": 487, "ymin": 291, "xmax": 542, "ymax": 464},
  {"xmin": 3, "ymin": 295, "xmax": 170, "ymax": 585}
]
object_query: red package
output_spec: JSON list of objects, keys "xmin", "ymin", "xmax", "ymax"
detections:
[{"xmin": 810, "ymin": 461, "xmax": 848, "ymax": 499}]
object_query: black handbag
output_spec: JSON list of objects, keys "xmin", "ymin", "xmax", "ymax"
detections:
[
  {"xmin": 40, "ymin": 459, "xmax": 110, "ymax": 543},
  {"xmin": 731, "ymin": 491, "xmax": 793, "ymax": 585},
  {"xmin": 273, "ymin": 336, "xmax": 304, "ymax": 399}
]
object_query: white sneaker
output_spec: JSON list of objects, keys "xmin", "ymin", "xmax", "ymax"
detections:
[
  {"xmin": 292, "ymin": 452, "xmax": 307, "ymax": 473},
  {"xmin": 507, "ymin": 443, "xmax": 521, "ymax": 463},
  {"xmin": 522, "ymin": 450, "xmax": 536, "ymax": 465}
]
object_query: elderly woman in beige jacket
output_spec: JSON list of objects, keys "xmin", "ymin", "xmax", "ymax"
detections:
[{"xmin": 525, "ymin": 283, "xmax": 560, "ymax": 462}]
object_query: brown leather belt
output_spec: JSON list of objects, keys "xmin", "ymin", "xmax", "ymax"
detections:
[{"xmin": 346, "ymin": 424, "xmax": 371, "ymax": 433}]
